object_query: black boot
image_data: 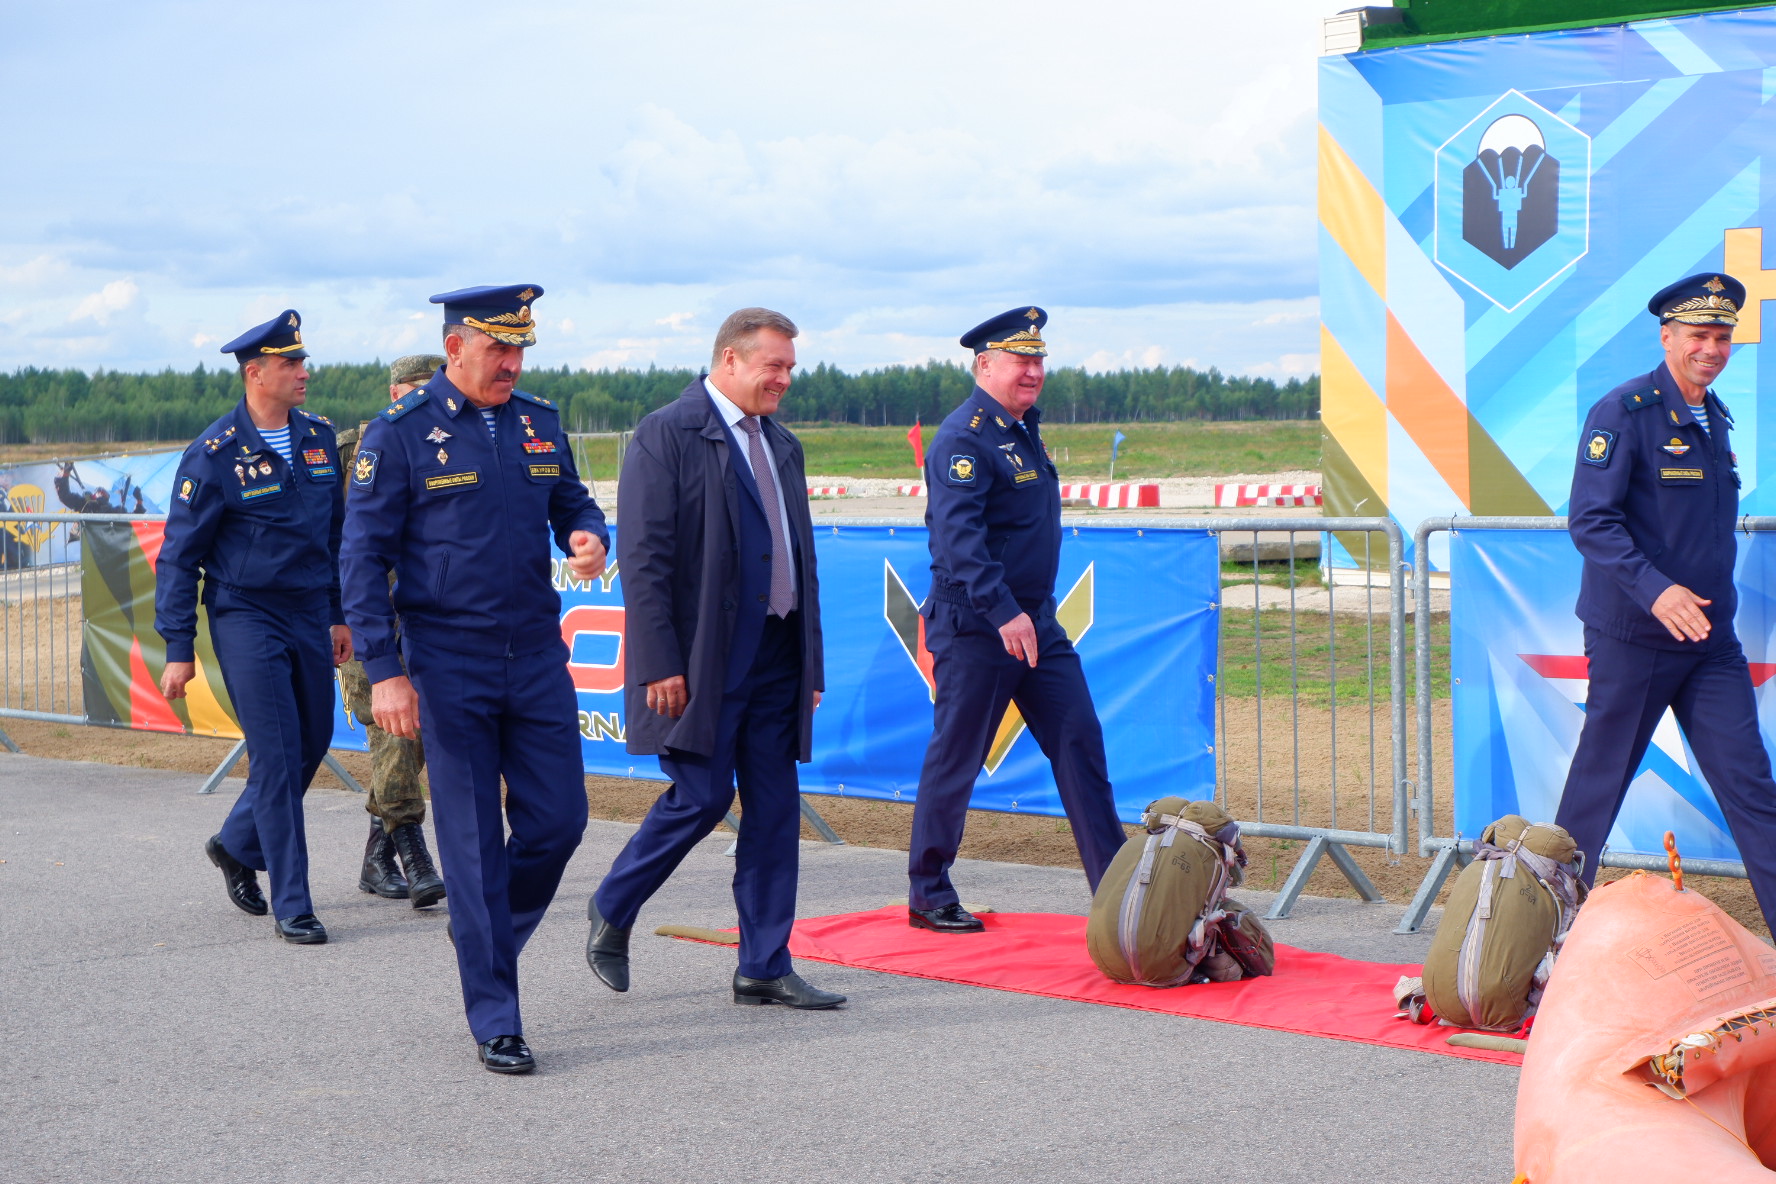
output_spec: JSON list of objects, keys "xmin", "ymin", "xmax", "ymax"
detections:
[
  {"xmin": 358, "ymin": 819, "xmax": 410, "ymax": 900},
  {"xmin": 389, "ymin": 822, "xmax": 446, "ymax": 909}
]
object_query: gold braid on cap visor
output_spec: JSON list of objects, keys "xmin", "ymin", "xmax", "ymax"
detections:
[
  {"xmin": 1663, "ymin": 294, "xmax": 1740, "ymax": 326},
  {"xmin": 985, "ymin": 330, "xmax": 1048, "ymax": 356},
  {"xmin": 462, "ymin": 309, "xmax": 537, "ymax": 344}
]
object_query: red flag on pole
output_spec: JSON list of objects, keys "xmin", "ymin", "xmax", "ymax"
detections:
[{"xmin": 907, "ymin": 418, "xmax": 925, "ymax": 469}]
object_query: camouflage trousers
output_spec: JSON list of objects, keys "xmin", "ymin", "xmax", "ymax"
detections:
[{"xmin": 338, "ymin": 655, "xmax": 427, "ymax": 829}]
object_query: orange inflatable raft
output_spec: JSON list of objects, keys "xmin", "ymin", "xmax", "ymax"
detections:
[{"xmin": 1514, "ymin": 867, "xmax": 1776, "ymax": 1181}]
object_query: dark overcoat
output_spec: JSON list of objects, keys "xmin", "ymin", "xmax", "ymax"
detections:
[{"xmin": 619, "ymin": 379, "xmax": 823, "ymax": 760}]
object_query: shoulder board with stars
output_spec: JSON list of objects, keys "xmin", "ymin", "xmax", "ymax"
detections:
[
  {"xmin": 295, "ymin": 407, "xmax": 333, "ymax": 427},
  {"xmin": 203, "ymin": 424, "xmax": 240, "ymax": 454},
  {"xmin": 512, "ymin": 389, "xmax": 556, "ymax": 410},
  {"xmin": 965, "ymin": 411, "xmax": 984, "ymax": 433},
  {"xmin": 381, "ymin": 389, "xmax": 432, "ymax": 421},
  {"xmin": 1622, "ymin": 388, "xmax": 1663, "ymax": 411}
]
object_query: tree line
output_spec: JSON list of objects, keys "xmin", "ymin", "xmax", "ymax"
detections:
[{"xmin": 0, "ymin": 360, "xmax": 1319, "ymax": 443}]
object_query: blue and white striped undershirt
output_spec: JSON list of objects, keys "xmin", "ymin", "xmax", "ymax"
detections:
[
  {"xmin": 1691, "ymin": 403, "xmax": 1711, "ymax": 434},
  {"xmin": 480, "ymin": 408, "xmax": 497, "ymax": 438},
  {"xmin": 260, "ymin": 423, "xmax": 293, "ymax": 465}
]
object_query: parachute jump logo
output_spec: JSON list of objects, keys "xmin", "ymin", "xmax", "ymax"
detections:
[{"xmin": 1435, "ymin": 91, "xmax": 1590, "ymax": 312}]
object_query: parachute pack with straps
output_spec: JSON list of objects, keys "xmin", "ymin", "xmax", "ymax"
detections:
[
  {"xmin": 1397, "ymin": 815, "xmax": 1587, "ymax": 1032},
  {"xmin": 1086, "ymin": 797, "xmax": 1276, "ymax": 987}
]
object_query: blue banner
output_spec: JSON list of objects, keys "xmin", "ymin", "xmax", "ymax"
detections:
[
  {"xmin": 529, "ymin": 523, "xmax": 1219, "ymax": 824},
  {"xmin": 1320, "ymin": 8, "xmax": 1776, "ymax": 572},
  {"xmin": 1451, "ymin": 529, "xmax": 1776, "ymax": 861}
]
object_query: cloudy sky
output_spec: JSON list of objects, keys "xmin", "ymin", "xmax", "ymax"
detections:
[{"xmin": 2, "ymin": 1, "xmax": 1335, "ymax": 378}]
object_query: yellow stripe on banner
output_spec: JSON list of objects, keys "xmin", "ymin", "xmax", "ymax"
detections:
[
  {"xmin": 982, "ymin": 565, "xmax": 1095, "ymax": 776},
  {"xmin": 1319, "ymin": 325, "xmax": 1389, "ymax": 499},
  {"xmin": 184, "ymin": 656, "xmax": 240, "ymax": 738},
  {"xmin": 1318, "ymin": 124, "xmax": 1386, "ymax": 301}
]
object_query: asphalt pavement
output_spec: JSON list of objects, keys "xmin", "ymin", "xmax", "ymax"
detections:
[{"xmin": 1, "ymin": 753, "xmax": 1513, "ymax": 1183}]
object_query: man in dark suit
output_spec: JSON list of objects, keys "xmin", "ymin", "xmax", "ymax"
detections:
[{"xmin": 585, "ymin": 307, "xmax": 843, "ymax": 1009}]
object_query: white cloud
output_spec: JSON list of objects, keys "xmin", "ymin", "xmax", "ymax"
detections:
[{"xmin": 69, "ymin": 278, "xmax": 139, "ymax": 325}]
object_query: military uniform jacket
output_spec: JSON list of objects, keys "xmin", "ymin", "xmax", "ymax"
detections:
[
  {"xmin": 154, "ymin": 400, "xmax": 345, "ymax": 663},
  {"xmin": 923, "ymin": 388, "xmax": 1062, "ymax": 627},
  {"xmin": 338, "ymin": 369, "xmax": 608, "ymax": 683},
  {"xmin": 1569, "ymin": 361, "xmax": 1743, "ymax": 651}
]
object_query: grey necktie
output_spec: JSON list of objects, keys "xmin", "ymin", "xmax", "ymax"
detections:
[{"xmin": 739, "ymin": 416, "xmax": 796, "ymax": 617}]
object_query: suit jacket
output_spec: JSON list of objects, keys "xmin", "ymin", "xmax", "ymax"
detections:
[{"xmin": 619, "ymin": 378, "xmax": 823, "ymax": 760}]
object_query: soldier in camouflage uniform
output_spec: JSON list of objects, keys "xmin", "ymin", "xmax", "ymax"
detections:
[{"xmin": 337, "ymin": 354, "xmax": 448, "ymax": 907}]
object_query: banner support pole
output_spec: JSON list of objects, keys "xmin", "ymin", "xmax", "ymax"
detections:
[
  {"xmin": 322, "ymin": 753, "xmax": 366, "ymax": 795},
  {"xmin": 197, "ymin": 739, "xmax": 247, "ymax": 795},
  {"xmin": 0, "ymin": 725, "xmax": 19, "ymax": 754}
]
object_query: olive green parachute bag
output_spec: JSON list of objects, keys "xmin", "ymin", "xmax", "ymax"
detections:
[
  {"xmin": 1087, "ymin": 797, "xmax": 1276, "ymax": 987},
  {"xmin": 1398, "ymin": 815, "xmax": 1587, "ymax": 1032}
]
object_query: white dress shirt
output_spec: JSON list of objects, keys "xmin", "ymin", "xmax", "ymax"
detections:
[{"xmin": 705, "ymin": 378, "xmax": 798, "ymax": 594}]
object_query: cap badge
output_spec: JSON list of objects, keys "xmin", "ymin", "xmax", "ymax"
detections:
[
  {"xmin": 518, "ymin": 288, "xmax": 536, "ymax": 302},
  {"xmin": 1706, "ymin": 276, "xmax": 1726, "ymax": 293}
]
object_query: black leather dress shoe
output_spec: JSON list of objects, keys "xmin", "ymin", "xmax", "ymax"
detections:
[
  {"xmin": 909, "ymin": 903, "xmax": 985, "ymax": 933},
  {"xmin": 275, "ymin": 914, "xmax": 328, "ymax": 944},
  {"xmin": 357, "ymin": 819, "xmax": 410, "ymax": 900},
  {"xmin": 585, "ymin": 898, "xmax": 630, "ymax": 992},
  {"xmin": 205, "ymin": 835, "xmax": 268, "ymax": 916},
  {"xmin": 477, "ymin": 1035, "xmax": 535, "ymax": 1074},
  {"xmin": 733, "ymin": 971, "xmax": 846, "ymax": 1009}
]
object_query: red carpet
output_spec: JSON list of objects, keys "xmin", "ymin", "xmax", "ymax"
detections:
[{"xmin": 694, "ymin": 907, "xmax": 1522, "ymax": 1066}]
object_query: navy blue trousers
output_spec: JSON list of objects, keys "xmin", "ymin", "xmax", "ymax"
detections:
[
  {"xmin": 596, "ymin": 612, "xmax": 803, "ymax": 981},
  {"xmin": 909, "ymin": 603, "xmax": 1126, "ymax": 910},
  {"xmin": 209, "ymin": 594, "xmax": 333, "ymax": 921},
  {"xmin": 406, "ymin": 642, "xmax": 588, "ymax": 1044},
  {"xmin": 1556, "ymin": 627, "xmax": 1776, "ymax": 929}
]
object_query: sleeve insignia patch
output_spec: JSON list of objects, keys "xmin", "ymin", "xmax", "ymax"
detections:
[
  {"xmin": 948, "ymin": 455, "xmax": 977, "ymax": 483},
  {"xmin": 177, "ymin": 477, "xmax": 198, "ymax": 504},
  {"xmin": 353, "ymin": 449, "xmax": 380, "ymax": 488},
  {"xmin": 1581, "ymin": 428, "xmax": 1616, "ymax": 467}
]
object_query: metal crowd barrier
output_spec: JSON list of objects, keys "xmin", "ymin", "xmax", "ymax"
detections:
[
  {"xmin": 1395, "ymin": 515, "xmax": 1776, "ymax": 934},
  {"xmin": 1200, "ymin": 516, "xmax": 1407, "ymax": 919},
  {"xmin": 0, "ymin": 511, "xmax": 364, "ymax": 792}
]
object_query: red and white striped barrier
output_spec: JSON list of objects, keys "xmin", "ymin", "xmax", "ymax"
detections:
[
  {"xmin": 1214, "ymin": 483, "xmax": 1321, "ymax": 507},
  {"xmin": 896, "ymin": 483, "xmax": 927, "ymax": 497},
  {"xmin": 1059, "ymin": 483, "xmax": 1161, "ymax": 508},
  {"xmin": 806, "ymin": 486, "xmax": 849, "ymax": 498}
]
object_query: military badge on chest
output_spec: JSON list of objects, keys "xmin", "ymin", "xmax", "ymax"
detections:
[
  {"xmin": 235, "ymin": 453, "xmax": 284, "ymax": 501},
  {"xmin": 1661, "ymin": 437, "xmax": 1691, "ymax": 456}
]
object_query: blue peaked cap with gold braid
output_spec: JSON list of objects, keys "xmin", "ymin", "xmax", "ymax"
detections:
[
  {"xmin": 431, "ymin": 284, "xmax": 544, "ymax": 346},
  {"xmin": 220, "ymin": 309, "xmax": 309, "ymax": 363},
  {"xmin": 1648, "ymin": 273, "xmax": 1746, "ymax": 326},
  {"xmin": 960, "ymin": 306, "xmax": 1048, "ymax": 356}
]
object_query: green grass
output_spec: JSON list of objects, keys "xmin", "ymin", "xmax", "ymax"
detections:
[
  {"xmin": 785, "ymin": 419, "xmax": 1320, "ymax": 480},
  {"xmin": 1218, "ymin": 608, "xmax": 1449, "ymax": 705}
]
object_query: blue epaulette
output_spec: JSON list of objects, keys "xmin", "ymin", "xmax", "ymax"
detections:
[
  {"xmin": 962, "ymin": 408, "xmax": 985, "ymax": 433},
  {"xmin": 1717, "ymin": 396, "xmax": 1736, "ymax": 427},
  {"xmin": 1622, "ymin": 388, "xmax": 1662, "ymax": 411},
  {"xmin": 381, "ymin": 389, "xmax": 432, "ymax": 421},
  {"xmin": 512, "ymin": 389, "xmax": 557, "ymax": 411},
  {"xmin": 295, "ymin": 407, "xmax": 334, "ymax": 427},
  {"xmin": 202, "ymin": 423, "xmax": 240, "ymax": 454}
]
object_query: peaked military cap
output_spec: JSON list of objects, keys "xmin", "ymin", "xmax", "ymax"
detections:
[
  {"xmin": 220, "ymin": 309, "xmax": 308, "ymax": 363},
  {"xmin": 389, "ymin": 353, "xmax": 446, "ymax": 385},
  {"xmin": 1649, "ymin": 273, "xmax": 1746, "ymax": 326},
  {"xmin": 431, "ymin": 284, "xmax": 544, "ymax": 346},
  {"xmin": 960, "ymin": 306, "xmax": 1048, "ymax": 356}
]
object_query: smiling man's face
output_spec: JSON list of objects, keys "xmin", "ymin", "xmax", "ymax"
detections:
[{"xmin": 1661, "ymin": 321, "xmax": 1733, "ymax": 400}]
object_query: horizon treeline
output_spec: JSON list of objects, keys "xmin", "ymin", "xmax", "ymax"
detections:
[{"xmin": 0, "ymin": 360, "xmax": 1319, "ymax": 443}]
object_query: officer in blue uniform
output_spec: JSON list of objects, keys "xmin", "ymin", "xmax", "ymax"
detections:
[
  {"xmin": 339, "ymin": 284, "xmax": 609, "ymax": 1075},
  {"xmin": 907, "ymin": 307, "xmax": 1128, "ymax": 933},
  {"xmin": 1559, "ymin": 272, "xmax": 1776, "ymax": 932},
  {"xmin": 155, "ymin": 310, "xmax": 351, "ymax": 945}
]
